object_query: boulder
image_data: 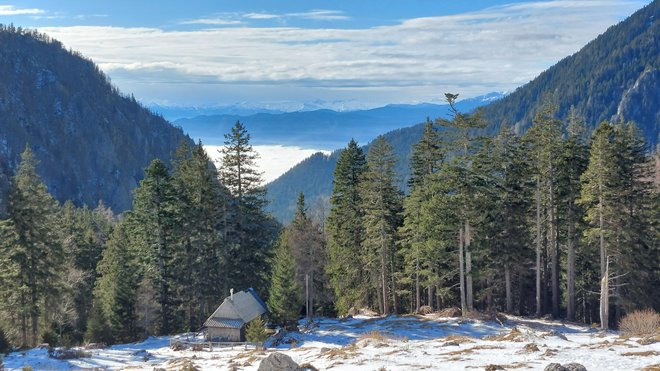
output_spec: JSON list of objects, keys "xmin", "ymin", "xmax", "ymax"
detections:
[
  {"xmin": 258, "ymin": 352, "xmax": 303, "ymax": 371},
  {"xmin": 544, "ymin": 364, "xmax": 567, "ymax": 371}
]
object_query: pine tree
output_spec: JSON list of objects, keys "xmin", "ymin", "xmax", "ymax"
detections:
[
  {"xmin": 360, "ymin": 136, "xmax": 403, "ymax": 314},
  {"xmin": 6, "ymin": 146, "xmax": 63, "ymax": 346},
  {"xmin": 326, "ymin": 139, "xmax": 367, "ymax": 315},
  {"xmin": 219, "ymin": 121, "xmax": 275, "ymax": 296},
  {"xmin": 267, "ymin": 234, "xmax": 303, "ymax": 330}
]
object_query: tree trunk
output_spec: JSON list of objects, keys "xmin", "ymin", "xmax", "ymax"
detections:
[
  {"xmin": 415, "ymin": 245, "xmax": 420, "ymax": 313},
  {"xmin": 567, "ymin": 204, "xmax": 576, "ymax": 321},
  {"xmin": 459, "ymin": 227, "xmax": 467, "ymax": 315},
  {"xmin": 535, "ymin": 178, "xmax": 542, "ymax": 317},
  {"xmin": 600, "ymin": 257, "xmax": 609, "ymax": 330},
  {"xmin": 505, "ymin": 263, "xmax": 513, "ymax": 313},
  {"xmin": 465, "ymin": 220, "xmax": 474, "ymax": 311},
  {"xmin": 549, "ymin": 181, "xmax": 559, "ymax": 318},
  {"xmin": 427, "ymin": 286, "xmax": 433, "ymax": 309}
]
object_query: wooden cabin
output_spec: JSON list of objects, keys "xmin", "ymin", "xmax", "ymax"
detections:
[{"xmin": 203, "ymin": 288, "xmax": 267, "ymax": 342}]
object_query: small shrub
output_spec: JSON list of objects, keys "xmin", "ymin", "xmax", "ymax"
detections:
[
  {"xmin": 41, "ymin": 330, "xmax": 58, "ymax": 347},
  {"xmin": 418, "ymin": 305, "xmax": 433, "ymax": 315},
  {"xmin": 22, "ymin": 365, "xmax": 33, "ymax": 371},
  {"xmin": 245, "ymin": 316, "xmax": 269, "ymax": 344},
  {"xmin": 619, "ymin": 309, "xmax": 660, "ymax": 337}
]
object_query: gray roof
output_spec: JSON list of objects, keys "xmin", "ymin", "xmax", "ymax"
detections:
[
  {"xmin": 203, "ymin": 288, "xmax": 267, "ymax": 328},
  {"xmin": 205, "ymin": 318, "xmax": 244, "ymax": 329}
]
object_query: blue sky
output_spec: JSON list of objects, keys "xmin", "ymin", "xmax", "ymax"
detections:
[{"xmin": 0, "ymin": 1, "xmax": 650, "ymax": 110}]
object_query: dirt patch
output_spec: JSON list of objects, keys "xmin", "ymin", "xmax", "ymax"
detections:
[{"xmin": 519, "ymin": 343, "xmax": 540, "ymax": 353}]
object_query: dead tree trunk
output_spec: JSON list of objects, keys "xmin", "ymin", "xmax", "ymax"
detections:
[
  {"xmin": 459, "ymin": 227, "xmax": 467, "ymax": 315},
  {"xmin": 600, "ymin": 257, "xmax": 610, "ymax": 331},
  {"xmin": 549, "ymin": 183, "xmax": 559, "ymax": 318},
  {"xmin": 465, "ymin": 220, "xmax": 474, "ymax": 311},
  {"xmin": 567, "ymin": 209, "xmax": 576, "ymax": 321},
  {"xmin": 535, "ymin": 178, "xmax": 542, "ymax": 317}
]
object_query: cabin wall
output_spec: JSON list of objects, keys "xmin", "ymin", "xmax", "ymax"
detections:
[{"xmin": 207, "ymin": 327, "xmax": 242, "ymax": 342}]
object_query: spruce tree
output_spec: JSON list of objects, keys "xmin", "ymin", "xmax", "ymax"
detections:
[
  {"xmin": 88, "ymin": 217, "xmax": 141, "ymax": 343},
  {"xmin": 326, "ymin": 139, "xmax": 367, "ymax": 315},
  {"xmin": 219, "ymin": 121, "xmax": 275, "ymax": 296},
  {"xmin": 267, "ymin": 234, "xmax": 303, "ymax": 330},
  {"xmin": 287, "ymin": 192, "xmax": 328, "ymax": 318},
  {"xmin": 245, "ymin": 316, "xmax": 268, "ymax": 344},
  {"xmin": 132, "ymin": 159, "xmax": 179, "ymax": 334},
  {"xmin": 171, "ymin": 141, "xmax": 226, "ymax": 330},
  {"xmin": 6, "ymin": 146, "xmax": 63, "ymax": 346},
  {"xmin": 523, "ymin": 101, "xmax": 563, "ymax": 317},
  {"xmin": 360, "ymin": 136, "xmax": 403, "ymax": 314},
  {"xmin": 400, "ymin": 117, "xmax": 445, "ymax": 312}
]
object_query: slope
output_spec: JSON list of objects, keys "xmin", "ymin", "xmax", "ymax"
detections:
[
  {"xmin": 0, "ymin": 25, "xmax": 192, "ymax": 214},
  {"xmin": 481, "ymin": 0, "xmax": 659, "ymax": 146},
  {"xmin": 266, "ymin": 1, "xmax": 659, "ymax": 223}
]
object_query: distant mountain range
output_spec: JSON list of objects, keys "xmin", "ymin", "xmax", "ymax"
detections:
[
  {"xmin": 266, "ymin": 1, "xmax": 660, "ymax": 223},
  {"xmin": 0, "ymin": 26, "xmax": 192, "ymax": 214},
  {"xmin": 171, "ymin": 92, "xmax": 505, "ymax": 149}
]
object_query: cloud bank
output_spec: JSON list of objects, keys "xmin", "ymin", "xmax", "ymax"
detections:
[{"xmin": 37, "ymin": 0, "xmax": 646, "ymax": 107}]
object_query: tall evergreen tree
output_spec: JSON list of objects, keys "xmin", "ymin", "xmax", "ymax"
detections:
[
  {"xmin": 326, "ymin": 139, "xmax": 367, "ymax": 315},
  {"xmin": 557, "ymin": 108, "xmax": 589, "ymax": 321},
  {"xmin": 219, "ymin": 121, "xmax": 275, "ymax": 295},
  {"xmin": 523, "ymin": 101, "xmax": 563, "ymax": 317},
  {"xmin": 86, "ymin": 216, "xmax": 141, "ymax": 343},
  {"xmin": 435, "ymin": 93, "xmax": 487, "ymax": 314},
  {"xmin": 6, "ymin": 146, "xmax": 63, "ymax": 346},
  {"xmin": 399, "ymin": 118, "xmax": 445, "ymax": 312},
  {"xmin": 287, "ymin": 192, "xmax": 329, "ymax": 318},
  {"xmin": 132, "ymin": 159, "xmax": 178, "ymax": 334},
  {"xmin": 171, "ymin": 141, "xmax": 226, "ymax": 330},
  {"xmin": 360, "ymin": 136, "xmax": 403, "ymax": 314},
  {"xmin": 267, "ymin": 234, "xmax": 303, "ymax": 330}
]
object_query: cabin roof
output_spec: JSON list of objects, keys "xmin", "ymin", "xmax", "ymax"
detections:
[{"xmin": 203, "ymin": 288, "xmax": 267, "ymax": 328}]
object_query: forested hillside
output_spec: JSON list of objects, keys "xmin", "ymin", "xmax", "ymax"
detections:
[
  {"xmin": 266, "ymin": 1, "xmax": 660, "ymax": 223},
  {"xmin": 481, "ymin": 0, "xmax": 659, "ymax": 146},
  {"xmin": 0, "ymin": 25, "xmax": 192, "ymax": 214}
]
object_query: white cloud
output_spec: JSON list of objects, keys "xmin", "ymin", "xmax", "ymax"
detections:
[
  {"xmin": 286, "ymin": 9, "xmax": 350, "ymax": 21},
  {"xmin": 243, "ymin": 12, "xmax": 280, "ymax": 20},
  {"xmin": 37, "ymin": 0, "xmax": 647, "ymax": 107},
  {"xmin": 179, "ymin": 17, "xmax": 242, "ymax": 25},
  {"xmin": 0, "ymin": 4, "xmax": 44, "ymax": 15},
  {"xmin": 204, "ymin": 145, "xmax": 329, "ymax": 184}
]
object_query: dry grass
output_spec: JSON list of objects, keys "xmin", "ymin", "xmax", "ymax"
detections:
[
  {"xmin": 641, "ymin": 364, "xmax": 660, "ymax": 371},
  {"xmin": 437, "ymin": 307, "xmax": 462, "ymax": 318},
  {"xmin": 358, "ymin": 330, "xmax": 390, "ymax": 342},
  {"xmin": 619, "ymin": 309, "xmax": 660, "ymax": 337},
  {"xmin": 443, "ymin": 334, "xmax": 476, "ymax": 344},
  {"xmin": 443, "ymin": 344, "xmax": 505, "ymax": 356},
  {"xmin": 621, "ymin": 350, "xmax": 660, "ymax": 357},
  {"xmin": 322, "ymin": 344, "xmax": 359, "ymax": 359},
  {"xmin": 484, "ymin": 327, "xmax": 526, "ymax": 342}
]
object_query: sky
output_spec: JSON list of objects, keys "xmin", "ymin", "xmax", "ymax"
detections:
[
  {"xmin": 0, "ymin": 0, "xmax": 650, "ymax": 182},
  {"xmin": 0, "ymin": 0, "xmax": 649, "ymax": 110}
]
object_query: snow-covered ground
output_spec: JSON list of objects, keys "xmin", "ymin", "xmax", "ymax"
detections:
[{"xmin": 2, "ymin": 314, "xmax": 659, "ymax": 370}]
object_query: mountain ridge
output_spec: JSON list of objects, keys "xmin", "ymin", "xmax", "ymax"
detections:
[{"xmin": 0, "ymin": 25, "xmax": 193, "ymax": 214}]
